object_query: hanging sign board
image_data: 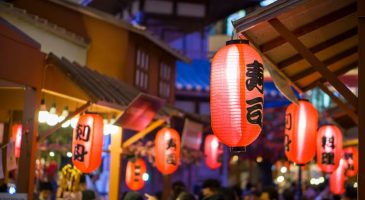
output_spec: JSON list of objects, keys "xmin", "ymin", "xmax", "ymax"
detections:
[
  {"xmin": 115, "ymin": 93, "xmax": 165, "ymax": 131},
  {"xmin": 181, "ymin": 119, "xmax": 203, "ymax": 150}
]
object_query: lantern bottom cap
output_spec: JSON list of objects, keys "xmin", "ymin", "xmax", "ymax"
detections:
[{"xmin": 229, "ymin": 146, "xmax": 246, "ymax": 153}]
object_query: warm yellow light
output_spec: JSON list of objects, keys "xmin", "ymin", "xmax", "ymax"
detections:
[
  {"xmin": 59, "ymin": 107, "xmax": 70, "ymax": 128},
  {"xmin": 47, "ymin": 104, "xmax": 58, "ymax": 126},
  {"xmin": 256, "ymin": 156, "xmax": 263, "ymax": 163},
  {"xmin": 280, "ymin": 166, "xmax": 288, "ymax": 173},
  {"xmin": 71, "ymin": 117, "xmax": 79, "ymax": 128},
  {"xmin": 276, "ymin": 175, "xmax": 284, "ymax": 183}
]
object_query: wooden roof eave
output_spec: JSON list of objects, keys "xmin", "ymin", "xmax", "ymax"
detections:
[
  {"xmin": 47, "ymin": 0, "xmax": 191, "ymax": 63},
  {"xmin": 233, "ymin": 0, "xmax": 305, "ymax": 33},
  {"xmin": 43, "ymin": 57, "xmax": 125, "ymax": 113},
  {"xmin": 232, "ymin": 0, "xmax": 359, "ymax": 125}
]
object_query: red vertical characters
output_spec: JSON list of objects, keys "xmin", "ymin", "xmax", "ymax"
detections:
[
  {"xmin": 343, "ymin": 146, "xmax": 358, "ymax": 177},
  {"xmin": 155, "ymin": 128, "xmax": 180, "ymax": 174},
  {"xmin": 284, "ymin": 100, "xmax": 318, "ymax": 164},
  {"xmin": 11, "ymin": 123, "xmax": 22, "ymax": 158},
  {"xmin": 72, "ymin": 113, "xmax": 104, "ymax": 173},
  {"xmin": 204, "ymin": 135, "xmax": 223, "ymax": 169},
  {"xmin": 211, "ymin": 40, "xmax": 264, "ymax": 150},
  {"xmin": 125, "ymin": 158, "xmax": 147, "ymax": 191},
  {"xmin": 316, "ymin": 125, "xmax": 343, "ymax": 173},
  {"xmin": 330, "ymin": 158, "xmax": 347, "ymax": 195}
]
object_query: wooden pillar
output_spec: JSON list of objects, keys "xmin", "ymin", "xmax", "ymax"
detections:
[
  {"xmin": 17, "ymin": 86, "xmax": 41, "ymax": 199},
  {"xmin": 358, "ymin": 0, "xmax": 364, "ymax": 198},
  {"xmin": 109, "ymin": 127, "xmax": 123, "ymax": 200},
  {"xmin": 162, "ymin": 175, "xmax": 171, "ymax": 200}
]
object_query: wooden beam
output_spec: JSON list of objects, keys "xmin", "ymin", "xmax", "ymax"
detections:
[
  {"xmin": 343, "ymin": 139, "xmax": 358, "ymax": 147},
  {"xmin": 268, "ymin": 18, "xmax": 358, "ymax": 108},
  {"xmin": 358, "ymin": 0, "xmax": 365, "ymax": 197},
  {"xmin": 278, "ymin": 27, "xmax": 357, "ymax": 69},
  {"xmin": 291, "ymin": 46, "xmax": 358, "ymax": 82},
  {"xmin": 261, "ymin": 3, "xmax": 356, "ymax": 52},
  {"xmin": 317, "ymin": 82, "xmax": 358, "ymax": 124},
  {"xmin": 37, "ymin": 101, "xmax": 92, "ymax": 142},
  {"xmin": 241, "ymin": 32, "xmax": 303, "ymax": 93},
  {"xmin": 301, "ymin": 61, "xmax": 358, "ymax": 91},
  {"xmin": 17, "ymin": 87, "xmax": 41, "ymax": 200},
  {"xmin": 109, "ymin": 127, "xmax": 123, "ymax": 200},
  {"xmin": 122, "ymin": 119, "xmax": 165, "ymax": 149}
]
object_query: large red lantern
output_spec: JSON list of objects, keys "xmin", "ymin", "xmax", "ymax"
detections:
[
  {"xmin": 284, "ymin": 100, "xmax": 318, "ymax": 165},
  {"xmin": 125, "ymin": 158, "xmax": 147, "ymax": 191},
  {"xmin": 211, "ymin": 40, "xmax": 264, "ymax": 150},
  {"xmin": 155, "ymin": 127, "xmax": 180, "ymax": 174},
  {"xmin": 204, "ymin": 135, "xmax": 223, "ymax": 169},
  {"xmin": 330, "ymin": 158, "xmax": 347, "ymax": 195},
  {"xmin": 316, "ymin": 125, "xmax": 343, "ymax": 173},
  {"xmin": 343, "ymin": 146, "xmax": 358, "ymax": 177},
  {"xmin": 72, "ymin": 113, "xmax": 104, "ymax": 173},
  {"xmin": 11, "ymin": 124, "xmax": 22, "ymax": 158}
]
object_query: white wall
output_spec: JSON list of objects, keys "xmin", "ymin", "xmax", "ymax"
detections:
[{"xmin": 0, "ymin": 12, "xmax": 88, "ymax": 65}]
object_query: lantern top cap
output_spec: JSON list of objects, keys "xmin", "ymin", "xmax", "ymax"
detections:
[
  {"xmin": 84, "ymin": 111, "xmax": 100, "ymax": 115},
  {"xmin": 298, "ymin": 98, "xmax": 310, "ymax": 102},
  {"xmin": 226, "ymin": 39, "xmax": 249, "ymax": 45}
]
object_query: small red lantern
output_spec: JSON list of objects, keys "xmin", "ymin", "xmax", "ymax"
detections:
[
  {"xmin": 284, "ymin": 100, "xmax": 318, "ymax": 165},
  {"xmin": 155, "ymin": 127, "xmax": 180, "ymax": 175},
  {"xmin": 72, "ymin": 113, "xmax": 104, "ymax": 173},
  {"xmin": 11, "ymin": 124, "xmax": 22, "ymax": 158},
  {"xmin": 125, "ymin": 158, "xmax": 147, "ymax": 191},
  {"xmin": 211, "ymin": 40, "xmax": 264, "ymax": 150},
  {"xmin": 343, "ymin": 146, "xmax": 358, "ymax": 177},
  {"xmin": 316, "ymin": 125, "xmax": 343, "ymax": 173},
  {"xmin": 204, "ymin": 135, "xmax": 223, "ymax": 170},
  {"xmin": 330, "ymin": 158, "xmax": 347, "ymax": 195}
]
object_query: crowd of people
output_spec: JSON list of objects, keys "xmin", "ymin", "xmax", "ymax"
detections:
[{"xmin": 121, "ymin": 179, "xmax": 357, "ymax": 200}]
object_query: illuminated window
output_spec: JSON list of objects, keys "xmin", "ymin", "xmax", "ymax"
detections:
[
  {"xmin": 135, "ymin": 48, "xmax": 149, "ymax": 90},
  {"xmin": 159, "ymin": 62, "xmax": 172, "ymax": 98}
]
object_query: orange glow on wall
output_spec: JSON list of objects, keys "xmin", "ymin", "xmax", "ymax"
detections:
[
  {"xmin": 330, "ymin": 158, "xmax": 347, "ymax": 195},
  {"xmin": 316, "ymin": 125, "xmax": 343, "ymax": 173},
  {"xmin": 284, "ymin": 100, "xmax": 318, "ymax": 165},
  {"xmin": 211, "ymin": 40, "xmax": 264, "ymax": 150},
  {"xmin": 155, "ymin": 128, "xmax": 180, "ymax": 174},
  {"xmin": 343, "ymin": 146, "xmax": 358, "ymax": 177},
  {"xmin": 125, "ymin": 158, "xmax": 147, "ymax": 191},
  {"xmin": 11, "ymin": 123, "xmax": 22, "ymax": 158},
  {"xmin": 72, "ymin": 113, "xmax": 104, "ymax": 173},
  {"xmin": 204, "ymin": 135, "xmax": 223, "ymax": 169}
]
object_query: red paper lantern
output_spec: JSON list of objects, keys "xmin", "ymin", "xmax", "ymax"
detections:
[
  {"xmin": 11, "ymin": 124, "xmax": 22, "ymax": 158},
  {"xmin": 284, "ymin": 100, "xmax": 318, "ymax": 165},
  {"xmin": 343, "ymin": 146, "xmax": 358, "ymax": 177},
  {"xmin": 330, "ymin": 158, "xmax": 347, "ymax": 195},
  {"xmin": 72, "ymin": 113, "xmax": 104, "ymax": 173},
  {"xmin": 125, "ymin": 158, "xmax": 147, "ymax": 191},
  {"xmin": 316, "ymin": 125, "xmax": 343, "ymax": 173},
  {"xmin": 211, "ymin": 40, "xmax": 264, "ymax": 150},
  {"xmin": 204, "ymin": 135, "xmax": 223, "ymax": 169},
  {"xmin": 155, "ymin": 127, "xmax": 180, "ymax": 174}
]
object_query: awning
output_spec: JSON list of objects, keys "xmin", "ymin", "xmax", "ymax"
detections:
[
  {"xmin": 46, "ymin": 53, "xmax": 184, "ymax": 119},
  {"xmin": 233, "ymin": 0, "xmax": 358, "ymax": 126}
]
